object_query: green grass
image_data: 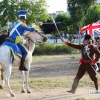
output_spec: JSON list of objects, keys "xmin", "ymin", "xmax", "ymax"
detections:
[
  {"xmin": 29, "ymin": 77, "xmax": 72, "ymax": 90},
  {"xmin": 32, "ymin": 54, "xmax": 81, "ymax": 62},
  {"xmin": 34, "ymin": 43, "xmax": 80, "ymax": 55},
  {"xmin": 76, "ymin": 98, "xmax": 86, "ymax": 100},
  {"xmin": 76, "ymin": 98, "xmax": 100, "ymax": 100},
  {"xmin": 8, "ymin": 76, "xmax": 100, "ymax": 91}
]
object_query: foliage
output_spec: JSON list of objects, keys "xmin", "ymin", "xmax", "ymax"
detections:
[
  {"xmin": 67, "ymin": 0, "xmax": 97, "ymax": 30},
  {"xmin": 68, "ymin": 34, "xmax": 73, "ymax": 42},
  {"xmin": 0, "ymin": 0, "xmax": 18, "ymax": 26},
  {"xmin": 55, "ymin": 13, "xmax": 71, "ymax": 33},
  {"xmin": 24, "ymin": 0, "xmax": 49, "ymax": 24},
  {"xmin": 33, "ymin": 43, "xmax": 79, "ymax": 55},
  {"xmin": 84, "ymin": 5, "xmax": 100, "ymax": 25},
  {"xmin": 0, "ymin": 0, "xmax": 49, "ymax": 27}
]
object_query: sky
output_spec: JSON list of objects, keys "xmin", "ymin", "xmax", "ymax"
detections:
[{"xmin": 46, "ymin": 0, "xmax": 67, "ymax": 13}]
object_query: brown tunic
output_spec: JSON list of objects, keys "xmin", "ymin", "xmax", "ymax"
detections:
[{"xmin": 65, "ymin": 42, "xmax": 100, "ymax": 83}]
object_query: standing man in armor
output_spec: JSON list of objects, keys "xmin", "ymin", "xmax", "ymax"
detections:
[
  {"xmin": 9, "ymin": 10, "xmax": 35, "ymax": 71},
  {"xmin": 60, "ymin": 33, "xmax": 100, "ymax": 93}
]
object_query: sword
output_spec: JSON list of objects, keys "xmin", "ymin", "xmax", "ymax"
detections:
[
  {"xmin": 84, "ymin": 46, "xmax": 100, "ymax": 77},
  {"xmin": 51, "ymin": 16, "xmax": 61, "ymax": 38}
]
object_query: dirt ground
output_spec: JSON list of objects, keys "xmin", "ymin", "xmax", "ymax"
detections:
[{"xmin": 0, "ymin": 56, "xmax": 100, "ymax": 100}]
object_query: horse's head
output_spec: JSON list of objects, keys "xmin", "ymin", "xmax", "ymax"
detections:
[{"xmin": 25, "ymin": 30, "xmax": 48, "ymax": 43}]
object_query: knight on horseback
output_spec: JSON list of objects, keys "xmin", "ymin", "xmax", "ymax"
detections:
[
  {"xmin": 6, "ymin": 10, "xmax": 35, "ymax": 71},
  {"xmin": 0, "ymin": 9, "xmax": 48, "ymax": 96}
]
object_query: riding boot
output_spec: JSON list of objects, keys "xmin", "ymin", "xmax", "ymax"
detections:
[
  {"xmin": 94, "ymin": 82, "xmax": 98, "ymax": 90},
  {"xmin": 67, "ymin": 78, "xmax": 79, "ymax": 94},
  {"xmin": 19, "ymin": 59, "xmax": 28, "ymax": 71}
]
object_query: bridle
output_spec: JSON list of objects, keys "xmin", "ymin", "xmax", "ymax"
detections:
[
  {"xmin": 35, "ymin": 31, "xmax": 46, "ymax": 39},
  {"xmin": 27, "ymin": 31, "xmax": 47, "ymax": 50},
  {"xmin": 27, "ymin": 31, "xmax": 46, "ymax": 43},
  {"xmin": 28, "ymin": 37, "xmax": 36, "ymax": 43}
]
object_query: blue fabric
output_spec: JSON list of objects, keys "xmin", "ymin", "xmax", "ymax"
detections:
[
  {"xmin": 17, "ymin": 43, "xmax": 27, "ymax": 60},
  {"xmin": 9, "ymin": 20, "xmax": 34, "ymax": 61},
  {"xmin": 2, "ymin": 42, "xmax": 22, "ymax": 62},
  {"xmin": 17, "ymin": 10, "xmax": 27, "ymax": 16},
  {"xmin": 10, "ymin": 21, "xmax": 34, "ymax": 41}
]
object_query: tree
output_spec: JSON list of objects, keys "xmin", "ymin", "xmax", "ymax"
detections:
[
  {"xmin": 19, "ymin": 0, "xmax": 49, "ymax": 24},
  {"xmin": 55, "ymin": 13, "xmax": 71, "ymax": 33},
  {"xmin": 67, "ymin": 0, "xmax": 97, "ymax": 30},
  {"xmin": 0, "ymin": 0, "xmax": 18, "ymax": 26},
  {"xmin": 84, "ymin": 5, "xmax": 100, "ymax": 25},
  {"xmin": 0, "ymin": 0, "xmax": 49, "ymax": 27}
]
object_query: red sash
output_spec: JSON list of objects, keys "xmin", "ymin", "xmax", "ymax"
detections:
[{"xmin": 79, "ymin": 59, "xmax": 89, "ymax": 63}]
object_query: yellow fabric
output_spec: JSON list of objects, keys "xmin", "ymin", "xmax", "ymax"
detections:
[
  {"xmin": 18, "ymin": 20, "xmax": 27, "ymax": 27},
  {"xmin": 15, "ymin": 36, "xmax": 24, "ymax": 44},
  {"xmin": 7, "ymin": 46, "xmax": 16, "ymax": 59},
  {"xmin": 34, "ymin": 25, "xmax": 39, "ymax": 30},
  {"xmin": 21, "ymin": 23, "xmax": 27, "ymax": 27},
  {"xmin": 8, "ymin": 46, "xmax": 22, "ymax": 59},
  {"xmin": 16, "ymin": 53, "xmax": 22, "ymax": 58}
]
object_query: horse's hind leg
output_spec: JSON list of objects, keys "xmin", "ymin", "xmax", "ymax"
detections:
[
  {"xmin": 5, "ymin": 66, "xmax": 15, "ymax": 97},
  {"xmin": 0, "ymin": 68, "xmax": 5, "ymax": 89}
]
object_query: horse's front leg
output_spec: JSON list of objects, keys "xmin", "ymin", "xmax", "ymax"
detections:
[
  {"xmin": 25, "ymin": 70, "xmax": 31, "ymax": 93},
  {"xmin": 24, "ymin": 54, "xmax": 32, "ymax": 93},
  {"xmin": 5, "ymin": 67, "xmax": 15, "ymax": 97},
  {"xmin": 21, "ymin": 71, "xmax": 26, "ymax": 93}
]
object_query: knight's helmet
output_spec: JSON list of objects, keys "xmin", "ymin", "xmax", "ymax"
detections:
[
  {"xmin": 84, "ymin": 30, "xmax": 94, "ymax": 44},
  {"xmin": 17, "ymin": 10, "xmax": 28, "ymax": 20}
]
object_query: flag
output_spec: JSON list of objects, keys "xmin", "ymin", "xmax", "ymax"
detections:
[{"xmin": 81, "ymin": 20, "xmax": 100, "ymax": 36}]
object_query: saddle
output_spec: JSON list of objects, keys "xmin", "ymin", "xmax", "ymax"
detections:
[
  {"xmin": 6, "ymin": 37, "xmax": 15, "ymax": 43},
  {"xmin": 2, "ymin": 41, "xmax": 22, "ymax": 62}
]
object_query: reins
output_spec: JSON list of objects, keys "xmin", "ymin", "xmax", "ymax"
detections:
[
  {"xmin": 28, "ymin": 37, "xmax": 36, "ymax": 43},
  {"xmin": 27, "ymin": 31, "xmax": 45, "ymax": 43}
]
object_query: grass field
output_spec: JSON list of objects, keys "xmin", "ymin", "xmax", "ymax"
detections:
[
  {"xmin": 1, "ymin": 54, "xmax": 100, "ymax": 100},
  {"xmin": 32, "ymin": 54, "xmax": 81, "ymax": 62},
  {"xmin": 9, "ymin": 76, "xmax": 98, "ymax": 90}
]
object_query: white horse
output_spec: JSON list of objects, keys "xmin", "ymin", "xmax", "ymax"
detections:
[{"xmin": 0, "ymin": 31, "xmax": 47, "ymax": 97}]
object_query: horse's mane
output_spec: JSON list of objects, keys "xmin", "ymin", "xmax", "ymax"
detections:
[{"xmin": 0, "ymin": 33, "xmax": 8, "ymax": 45}]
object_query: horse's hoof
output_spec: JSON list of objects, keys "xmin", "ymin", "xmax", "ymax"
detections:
[
  {"xmin": 0, "ymin": 85, "xmax": 4, "ymax": 89},
  {"xmin": 11, "ymin": 93, "xmax": 16, "ymax": 97},
  {"xmin": 21, "ymin": 90, "xmax": 25, "ymax": 93},
  {"xmin": 27, "ymin": 90, "xmax": 31, "ymax": 93}
]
